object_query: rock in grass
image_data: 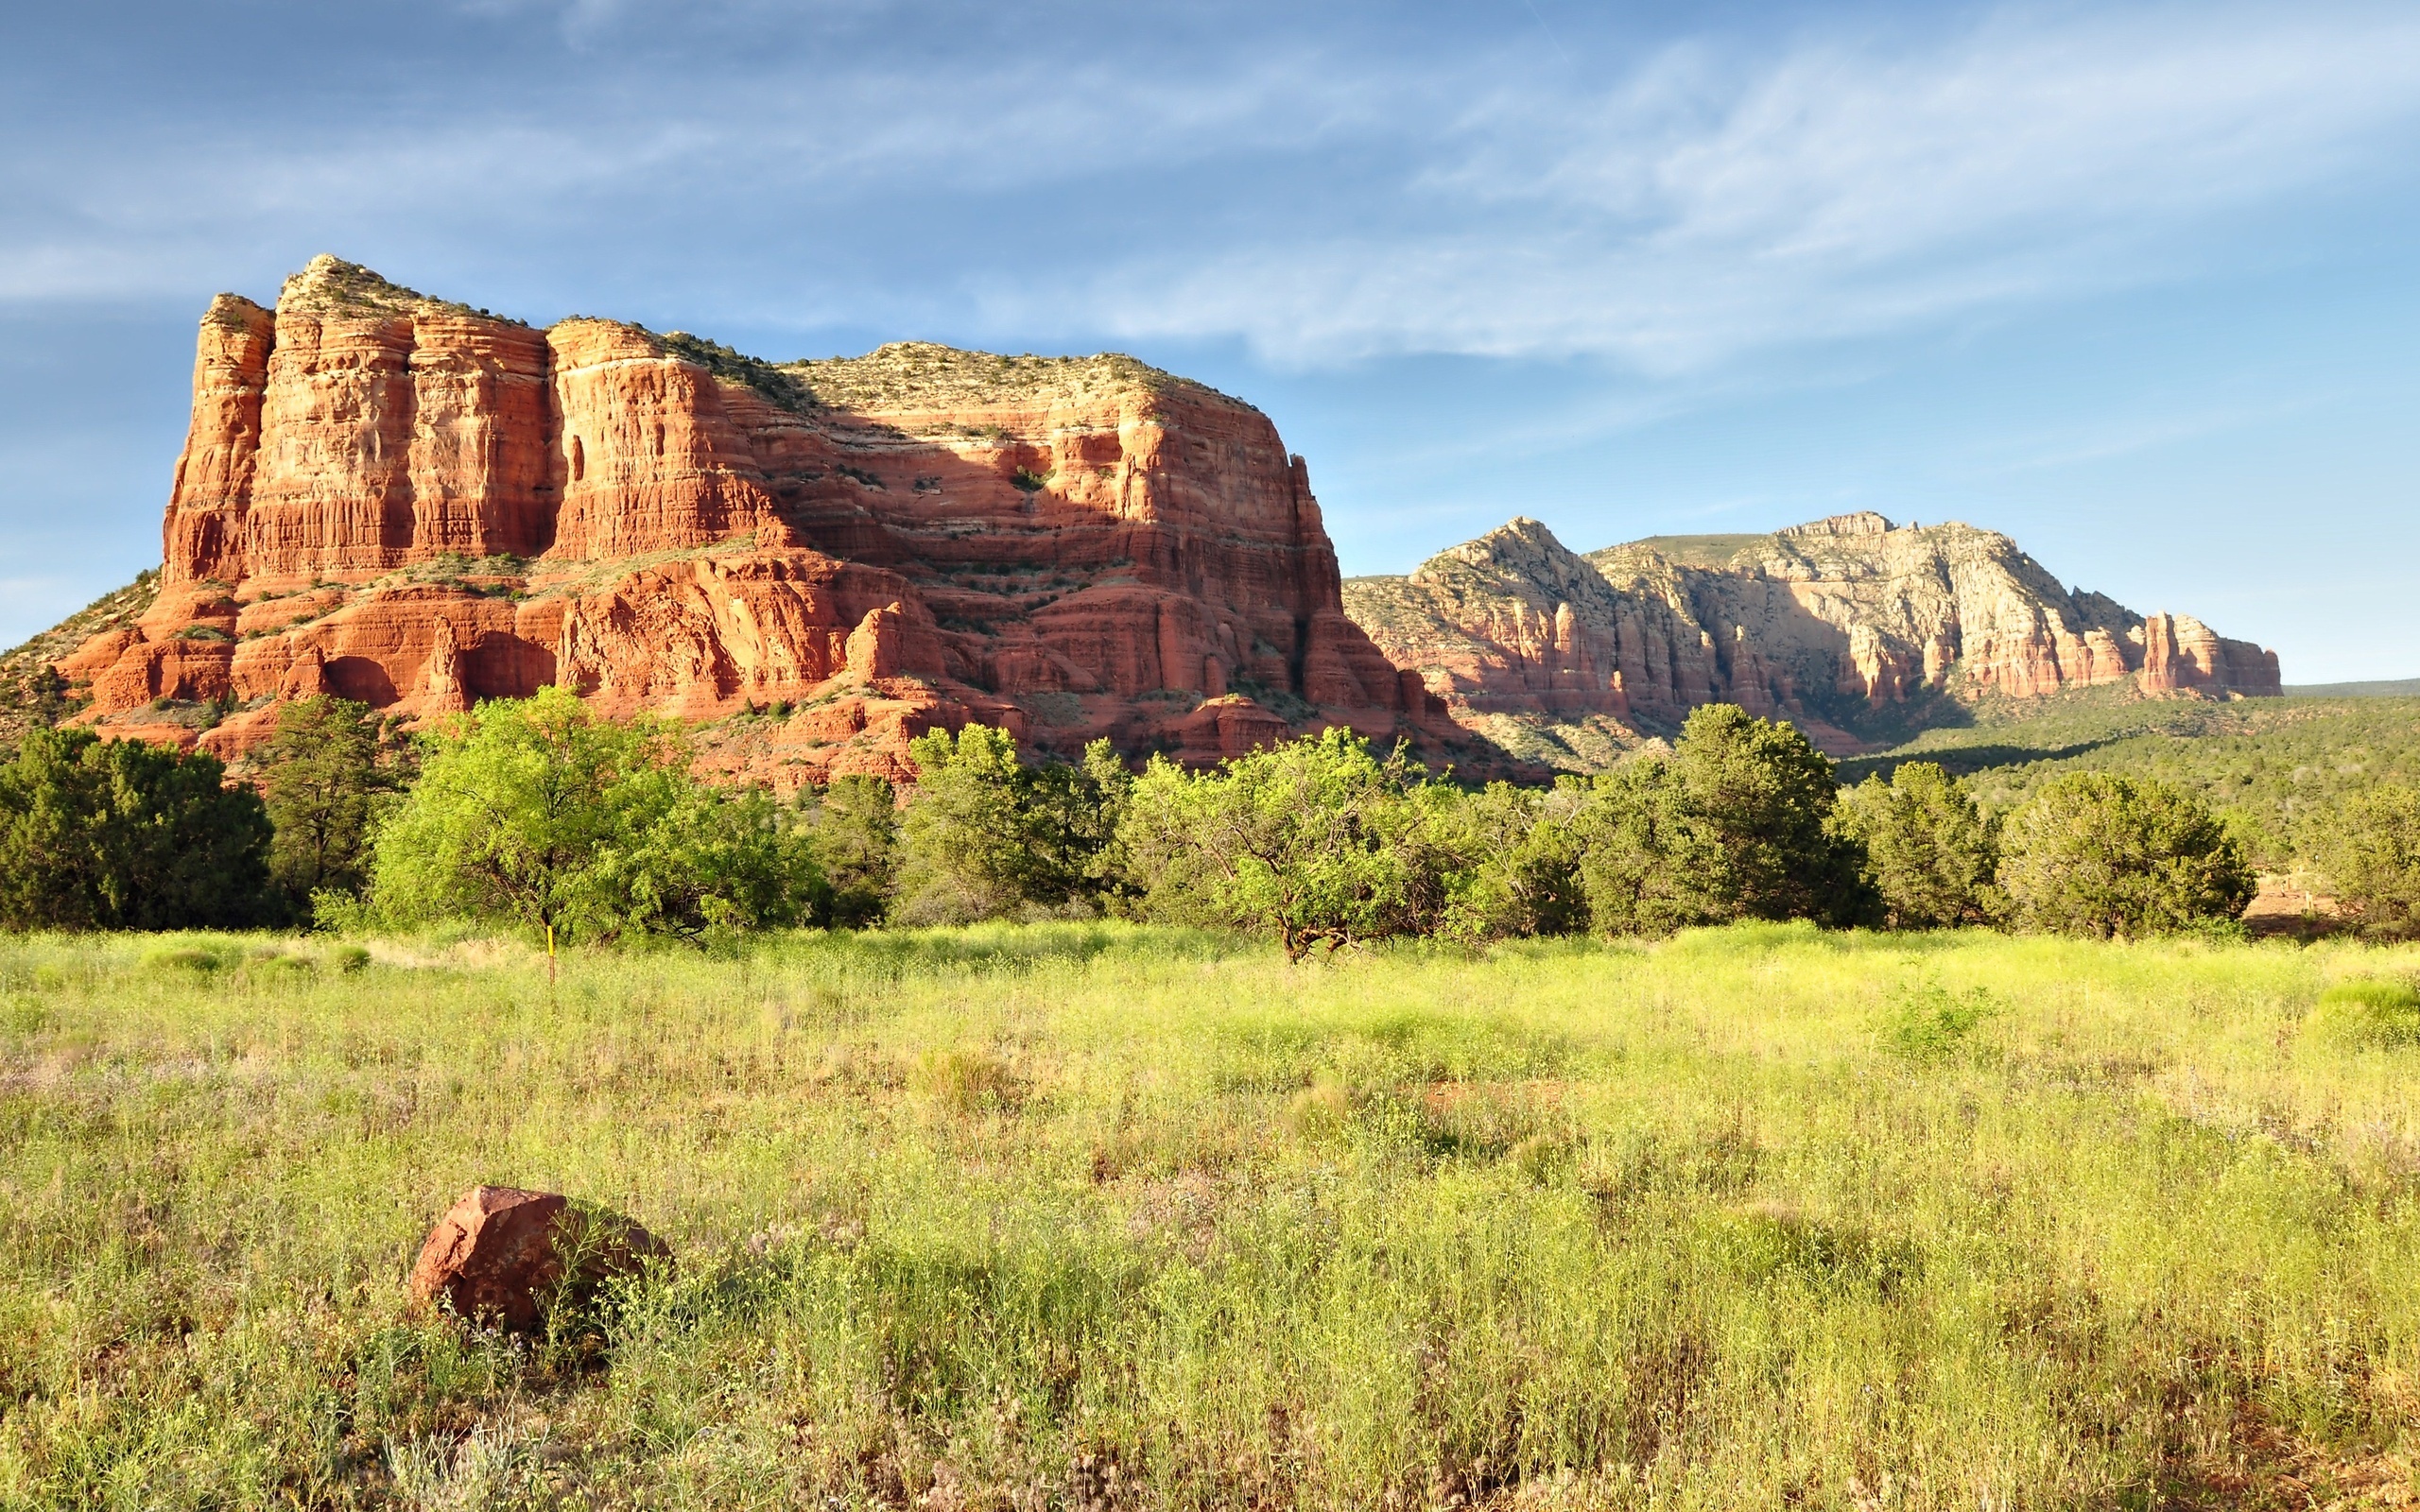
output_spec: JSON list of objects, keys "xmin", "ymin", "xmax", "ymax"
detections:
[{"xmin": 406, "ymin": 1186, "xmax": 669, "ymax": 1332}]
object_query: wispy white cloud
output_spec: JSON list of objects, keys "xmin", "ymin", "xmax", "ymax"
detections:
[
  {"xmin": 0, "ymin": 0, "xmax": 2414, "ymax": 377},
  {"xmin": 1065, "ymin": 5, "xmax": 2420, "ymax": 366}
]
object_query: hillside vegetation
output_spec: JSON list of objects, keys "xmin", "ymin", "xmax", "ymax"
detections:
[
  {"xmin": 1844, "ymin": 694, "xmax": 2420, "ymax": 868},
  {"xmin": 2, "ymin": 924, "xmax": 2416, "ymax": 1508}
]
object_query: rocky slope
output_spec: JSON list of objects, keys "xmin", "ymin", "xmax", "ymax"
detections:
[
  {"xmin": 1341, "ymin": 510, "xmax": 2280, "ymax": 767},
  {"xmin": 48, "ymin": 256, "xmax": 1466, "ymax": 785}
]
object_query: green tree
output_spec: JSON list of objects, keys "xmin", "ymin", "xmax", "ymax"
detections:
[
  {"xmin": 893, "ymin": 727, "xmax": 1131, "ymax": 924},
  {"xmin": 1572, "ymin": 706, "xmax": 1868, "ymax": 936},
  {"xmin": 1996, "ymin": 772, "xmax": 2255, "ymax": 938},
  {"xmin": 1569, "ymin": 755, "xmax": 1729, "ymax": 936},
  {"xmin": 1668, "ymin": 704, "xmax": 1867, "ymax": 923},
  {"xmin": 369, "ymin": 687, "xmax": 814, "ymax": 942},
  {"xmin": 797, "ymin": 774, "xmax": 899, "ymax": 928},
  {"xmin": 1832, "ymin": 762, "xmax": 2002, "ymax": 928},
  {"xmin": 1430, "ymin": 781, "xmax": 1588, "ymax": 943},
  {"xmin": 2311, "ymin": 782, "xmax": 2420, "ymax": 937},
  {"xmin": 0, "ymin": 727, "xmax": 271, "ymax": 930},
  {"xmin": 1119, "ymin": 727, "xmax": 1447, "ymax": 959},
  {"xmin": 258, "ymin": 696, "xmax": 396, "ymax": 919}
]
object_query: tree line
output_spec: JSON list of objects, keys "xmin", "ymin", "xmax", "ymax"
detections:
[{"xmin": 3, "ymin": 690, "xmax": 2414, "ymax": 944}]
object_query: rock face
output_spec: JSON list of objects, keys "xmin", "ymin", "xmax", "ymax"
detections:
[
  {"xmin": 407, "ymin": 1185, "xmax": 669, "ymax": 1332},
  {"xmin": 1342, "ymin": 511, "xmax": 2281, "ymax": 766},
  {"xmin": 61, "ymin": 256, "xmax": 1463, "ymax": 782}
]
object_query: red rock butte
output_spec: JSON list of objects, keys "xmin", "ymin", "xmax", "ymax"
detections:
[{"xmin": 58, "ymin": 256, "xmax": 1464, "ymax": 784}]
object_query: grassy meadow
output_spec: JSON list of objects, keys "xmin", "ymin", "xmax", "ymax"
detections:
[{"xmin": 4, "ymin": 923, "xmax": 2419, "ymax": 1509}]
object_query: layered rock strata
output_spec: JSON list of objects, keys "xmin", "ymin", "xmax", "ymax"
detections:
[
  {"xmin": 60, "ymin": 257, "xmax": 1462, "ymax": 784},
  {"xmin": 1342, "ymin": 511, "xmax": 2280, "ymax": 767}
]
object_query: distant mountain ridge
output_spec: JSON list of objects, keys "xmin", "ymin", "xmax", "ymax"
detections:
[
  {"xmin": 1340, "ymin": 510, "xmax": 2279, "ymax": 768},
  {"xmin": 2284, "ymin": 678, "xmax": 2420, "ymax": 698}
]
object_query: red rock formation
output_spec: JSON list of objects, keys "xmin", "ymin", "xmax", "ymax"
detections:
[
  {"xmin": 1345, "ymin": 512, "xmax": 2281, "ymax": 769},
  {"xmin": 62, "ymin": 257, "xmax": 1465, "ymax": 783}
]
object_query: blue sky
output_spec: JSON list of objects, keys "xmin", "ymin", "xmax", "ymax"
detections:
[{"xmin": 5, "ymin": 1, "xmax": 2417, "ymax": 679}]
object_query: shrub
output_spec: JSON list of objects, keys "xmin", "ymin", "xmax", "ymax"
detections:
[
  {"xmin": 368, "ymin": 687, "xmax": 817, "ymax": 942},
  {"xmin": 1428, "ymin": 781, "xmax": 1588, "ymax": 943},
  {"xmin": 1833, "ymin": 762, "xmax": 2001, "ymax": 928},
  {"xmin": 23, "ymin": 666, "xmax": 76, "ymax": 729},
  {"xmin": 1119, "ymin": 727, "xmax": 1448, "ymax": 959},
  {"xmin": 892, "ymin": 727, "xmax": 1129, "ymax": 924},
  {"xmin": 1996, "ymin": 773, "xmax": 2254, "ymax": 939},
  {"xmin": 1876, "ymin": 981, "xmax": 2000, "ymax": 1062},
  {"xmin": 0, "ymin": 728, "xmax": 272, "ymax": 931},
  {"xmin": 2311, "ymin": 783, "xmax": 2420, "ymax": 937},
  {"xmin": 1573, "ymin": 706, "xmax": 1867, "ymax": 936}
]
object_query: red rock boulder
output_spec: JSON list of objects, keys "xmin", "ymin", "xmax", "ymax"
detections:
[{"xmin": 406, "ymin": 1185, "xmax": 670, "ymax": 1331}]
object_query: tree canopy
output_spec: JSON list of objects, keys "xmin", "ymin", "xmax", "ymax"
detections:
[
  {"xmin": 1996, "ymin": 772, "xmax": 2255, "ymax": 938},
  {"xmin": 369, "ymin": 687, "xmax": 814, "ymax": 942},
  {"xmin": 1834, "ymin": 761, "xmax": 2002, "ymax": 928},
  {"xmin": 0, "ymin": 727, "xmax": 271, "ymax": 930},
  {"xmin": 1121, "ymin": 727, "xmax": 1448, "ymax": 958},
  {"xmin": 258, "ymin": 696, "xmax": 397, "ymax": 919},
  {"xmin": 892, "ymin": 726, "xmax": 1130, "ymax": 924}
]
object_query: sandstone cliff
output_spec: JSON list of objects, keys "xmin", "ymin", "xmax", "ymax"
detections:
[
  {"xmin": 56, "ymin": 256, "xmax": 1466, "ymax": 784},
  {"xmin": 1342, "ymin": 510, "xmax": 2280, "ymax": 767}
]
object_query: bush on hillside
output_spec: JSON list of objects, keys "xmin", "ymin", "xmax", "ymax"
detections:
[
  {"xmin": 368, "ymin": 687, "xmax": 815, "ymax": 942},
  {"xmin": 1120, "ymin": 727, "xmax": 1451, "ymax": 959},
  {"xmin": 2310, "ymin": 782, "xmax": 2420, "ymax": 937},
  {"xmin": 258, "ymin": 695, "xmax": 399, "ymax": 920},
  {"xmin": 0, "ymin": 727, "xmax": 272, "ymax": 930},
  {"xmin": 1832, "ymin": 762, "xmax": 2002, "ymax": 928},
  {"xmin": 892, "ymin": 727, "xmax": 1130, "ymax": 924},
  {"xmin": 1575, "ymin": 705, "xmax": 1870, "ymax": 936},
  {"xmin": 1996, "ymin": 772, "xmax": 2254, "ymax": 939}
]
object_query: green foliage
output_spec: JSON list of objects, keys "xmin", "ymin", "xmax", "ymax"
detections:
[
  {"xmin": 1569, "ymin": 755, "xmax": 1728, "ymax": 936},
  {"xmin": 368, "ymin": 687, "xmax": 815, "ymax": 942},
  {"xmin": 1426, "ymin": 781, "xmax": 1588, "ymax": 943},
  {"xmin": 2311, "ymin": 782, "xmax": 2420, "ymax": 937},
  {"xmin": 1120, "ymin": 727, "xmax": 1448, "ymax": 958},
  {"xmin": 1574, "ymin": 705, "xmax": 1868, "ymax": 935},
  {"xmin": 1875, "ymin": 980, "xmax": 2000, "ymax": 1061},
  {"xmin": 1853, "ymin": 694, "xmax": 2420, "ymax": 869},
  {"xmin": 23, "ymin": 666, "xmax": 74, "ymax": 729},
  {"xmin": 1010, "ymin": 466, "xmax": 1051, "ymax": 492},
  {"xmin": 893, "ymin": 727, "xmax": 1130, "ymax": 924},
  {"xmin": 257, "ymin": 696, "xmax": 397, "ymax": 920},
  {"xmin": 1996, "ymin": 772, "xmax": 2256, "ymax": 938},
  {"xmin": 0, "ymin": 727, "xmax": 271, "ymax": 930},
  {"xmin": 796, "ymin": 774, "xmax": 898, "ymax": 928},
  {"xmin": 1833, "ymin": 761, "xmax": 2002, "ymax": 927},
  {"xmin": 2304, "ymin": 977, "xmax": 2420, "ymax": 1049}
]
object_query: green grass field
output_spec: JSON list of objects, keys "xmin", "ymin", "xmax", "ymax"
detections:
[{"xmin": 5, "ymin": 924, "xmax": 2419, "ymax": 1509}]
